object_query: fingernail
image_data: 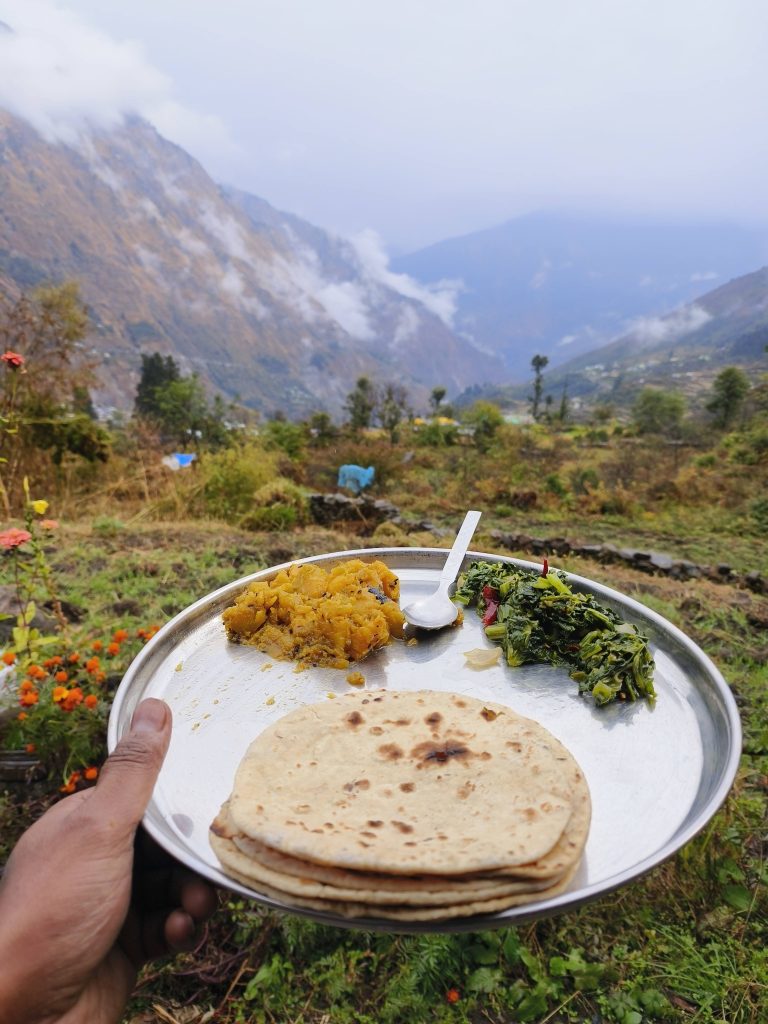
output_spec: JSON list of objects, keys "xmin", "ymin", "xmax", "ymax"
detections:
[{"xmin": 132, "ymin": 698, "xmax": 169, "ymax": 734}]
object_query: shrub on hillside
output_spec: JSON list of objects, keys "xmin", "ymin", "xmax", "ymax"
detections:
[
  {"xmin": 238, "ymin": 479, "xmax": 309, "ymax": 533},
  {"xmin": 201, "ymin": 442, "xmax": 279, "ymax": 519}
]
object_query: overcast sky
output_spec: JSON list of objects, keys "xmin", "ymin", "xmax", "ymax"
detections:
[{"xmin": 1, "ymin": 0, "xmax": 766, "ymax": 250}]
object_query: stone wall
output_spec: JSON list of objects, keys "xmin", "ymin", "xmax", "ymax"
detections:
[{"xmin": 308, "ymin": 493, "xmax": 767, "ymax": 595}]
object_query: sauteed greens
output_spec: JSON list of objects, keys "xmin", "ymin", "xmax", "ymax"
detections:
[{"xmin": 454, "ymin": 561, "xmax": 655, "ymax": 706}]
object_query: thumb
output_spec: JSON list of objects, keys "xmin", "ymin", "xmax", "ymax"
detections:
[{"xmin": 91, "ymin": 698, "xmax": 172, "ymax": 833}]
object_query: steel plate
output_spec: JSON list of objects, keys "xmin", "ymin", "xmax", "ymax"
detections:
[{"xmin": 107, "ymin": 548, "xmax": 742, "ymax": 933}]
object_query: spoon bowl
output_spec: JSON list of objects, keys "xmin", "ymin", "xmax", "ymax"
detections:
[{"xmin": 402, "ymin": 510, "xmax": 482, "ymax": 629}]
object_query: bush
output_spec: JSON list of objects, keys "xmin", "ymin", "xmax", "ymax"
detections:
[
  {"xmin": 414, "ymin": 422, "xmax": 458, "ymax": 447},
  {"xmin": 201, "ymin": 442, "xmax": 279, "ymax": 519},
  {"xmin": 238, "ymin": 478, "xmax": 309, "ymax": 532},
  {"xmin": 570, "ymin": 467, "xmax": 600, "ymax": 495},
  {"xmin": 750, "ymin": 497, "xmax": 768, "ymax": 534},
  {"xmin": 545, "ymin": 473, "xmax": 568, "ymax": 498},
  {"xmin": 239, "ymin": 505, "xmax": 298, "ymax": 532}
]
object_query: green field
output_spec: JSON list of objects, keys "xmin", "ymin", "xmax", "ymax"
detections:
[{"xmin": 1, "ymin": 391, "xmax": 767, "ymax": 1024}]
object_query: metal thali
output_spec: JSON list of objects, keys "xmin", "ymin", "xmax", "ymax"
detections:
[{"xmin": 107, "ymin": 548, "xmax": 742, "ymax": 933}]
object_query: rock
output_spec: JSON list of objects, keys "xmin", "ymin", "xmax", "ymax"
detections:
[
  {"xmin": 0, "ymin": 586, "xmax": 58, "ymax": 644},
  {"xmin": 745, "ymin": 571, "xmax": 767, "ymax": 595}
]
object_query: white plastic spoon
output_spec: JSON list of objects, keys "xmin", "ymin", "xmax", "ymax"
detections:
[{"xmin": 402, "ymin": 510, "xmax": 482, "ymax": 629}]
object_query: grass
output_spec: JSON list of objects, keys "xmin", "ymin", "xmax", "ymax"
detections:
[{"xmin": 1, "ymin": 418, "xmax": 767, "ymax": 1024}]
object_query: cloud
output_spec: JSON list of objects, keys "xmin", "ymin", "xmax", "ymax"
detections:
[
  {"xmin": 348, "ymin": 229, "xmax": 460, "ymax": 325},
  {"xmin": 690, "ymin": 270, "xmax": 719, "ymax": 282},
  {"xmin": 626, "ymin": 304, "xmax": 712, "ymax": 346},
  {"xmin": 0, "ymin": 1, "xmax": 235, "ymax": 159},
  {"xmin": 529, "ymin": 258, "xmax": 552, "ymax": 290}
]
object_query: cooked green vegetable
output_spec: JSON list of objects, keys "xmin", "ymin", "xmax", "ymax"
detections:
[{"xmin": 454, "ymin": 560, "xmax": 655, "ymax": 706}]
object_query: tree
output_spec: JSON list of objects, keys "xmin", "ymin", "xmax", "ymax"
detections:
[
  {"xmin": 306, "ymin": 411, "xmax": 338, "ymax": 447},
  {"xmin": 557, "ymin": 383, "xmax": 569, "ymax": 424},
  {"xmin": 378, "ymin": 383, "xmax": 409, "ymax": 443},
  {"xmin": 135, "ymin": 353, "xmax": 181, "ymax": 418},
  {"xmin": 463, "ymin": 400, "xmax": 504, "ymax": 452},
  {"xmin": 430, "ymin": 386, "xmax": 447, "ymax": 416},
  {"xmin": 529, "ymin": 355, "xmax": 549, "ymax": 420},
  {"xmin": 632, "ymin": 388, "xmax": 686, "ymax": 437},
  {"xmin": 706, "ymin": 366, "xmax": 750, "ymax": 430},
  {"xmin": 344, "ymin": 377, "xmax": 376, "ymax": 431}
]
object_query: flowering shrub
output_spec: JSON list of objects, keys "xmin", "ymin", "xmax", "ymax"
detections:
[
  {"xmin": 0, "ymin": 479, "xmax": 66, "ymax": 665},
  {"xmin": 3, "ymin": 625, "xmax": 160, "ymax": 789}
]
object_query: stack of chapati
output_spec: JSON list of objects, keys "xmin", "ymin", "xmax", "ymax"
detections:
[{"xmin": 210, "ymin": 689, "xmax": 590, "ymax": 921}]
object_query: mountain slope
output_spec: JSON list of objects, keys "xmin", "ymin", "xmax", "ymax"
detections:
[
  {"xmin": 0, "ymin": 109, "xmax": 499, "ymax": 416},
  {"xmin": 393, "ymin": 212, "xmax": 768, "ymax": 377},
  {"xmin": 474, "ymin": 265, "xmax": 768, "ymax": 410}
]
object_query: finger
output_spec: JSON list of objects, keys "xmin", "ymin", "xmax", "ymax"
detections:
[
  {"xmin": 179, "ymin": 874, "xmax": 219, "ymax": 922},
  {"xmin": 138, "ymin": 907, "xmax": 199, "ymax": 960},
  {"xmin": 91, "ymin": 699, "xmax": 172, "ymax": 835},
  {"xmin": 164, "ymin": 908, "xmax": 201, "ymax": 953}
]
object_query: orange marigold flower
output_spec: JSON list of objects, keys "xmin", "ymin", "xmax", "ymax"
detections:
[
  {"xmin": 0, "ymin": 528, "xmax": 32, "ymax": 550},
  {"xmin": 62, "ymin": 687, "xmax": 84, "ymax": 711},
  {"xmin": 40, "ymin": 519, "xmax": 59, "ymax": 530},
  {"xmin": 85, "ymin": 656, "xmax": 100, "ymax": 673},
  {"xmin": 19, "ymin": 679, "xmax": 35, "ymax": 693},
  {"xmin": 68, "ymin": 652, "xmax": 80, "ymax": 664},
  {"xmin": 52, "ymin": 685, "xmax": 69, "ymax": 703},
  {"xmin": 60, "ymin": 780, "xmax": 76, "ymax": 794},
  {"xmin": 95, "ymin": 671, "xmax": 107, "ymax": 684},
  {"xmin": 112, "ymin": 629, "xmax": 129, "ymax": 643},
  {"xmin": 54, "ymin": 670, "xmax": 68, "ymax": 683},
  {"xmin": 19, "ymin": 690, "xmax": 39, "ymax": 706},
  {"xmin": 2, "ymin": 651, "xmax": 15, "ymax": 665},
  {"xmin": 84, "ymin": 766, "xmax": 98, "ymax": 781},
  {"xmin": 17, "ymin": 711, "xmax": 27, "ymax": 721},
  {"xmin": 25, "ymin": 743, "xmax": 36, "ymax": 753},
  {"xmin": 44, "ymin": 655, "xmax": 63, "ymax": 669},
  {"xmin": 106, "ymin": 642, "xmax": 120, "ymax": 656},
  {"xmin": 446, "ymin": 989, "xmax": 460, "ymax": 1004},
  {"xmin": 27, "ymin": 664, "xmax": 46, "ymax": 679},
  {"xmin": 91, "ymin": 640, "xmax": 103, "ymax": 652},
  {"xmin": 84, "ymin": 694, "xmax": 98, "ymax": 709}
]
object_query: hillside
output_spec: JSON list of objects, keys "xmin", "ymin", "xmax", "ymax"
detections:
[
  {"xmin": 474, "ymin": 265, "xmax": 768, "ymax": 411},
  {"xmin": 393, "ymin": 212, "xmax": 768, "ymax": 377},
  {"xmin": 0, "ymin": 109, "xmax": 500, "ymax": 416}
]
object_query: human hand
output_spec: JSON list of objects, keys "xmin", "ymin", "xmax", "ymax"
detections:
[{"xmin": 0, "ymin": 698, "xmax": 218, "ymax": 1024}]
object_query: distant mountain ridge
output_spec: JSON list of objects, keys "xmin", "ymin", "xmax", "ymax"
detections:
[
  {"xmin": 470, "ymin": 264, "xmax": 768, "ymax": 411},
  {"xmin": 0, "ymin": 108, "xmax": 499, "ymax": 416},
  {"xmin": 393, "ymin": 212, "xmax": 768, "ymax": 377}
]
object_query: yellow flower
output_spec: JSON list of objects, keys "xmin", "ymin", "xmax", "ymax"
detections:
[{"xmin": 31, "ymin": 499, "xmax": 49, "ymax": 515}]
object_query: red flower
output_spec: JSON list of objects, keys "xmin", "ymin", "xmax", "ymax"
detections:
[
  {"xmin": 0, "ymin": 528, "xmax": 32, "ymax": 551},
  {"xmin": 1, "ymin": 350, "xmax": 25, "ymax": 369},
  {"xmin": 112, "ymin": 629, "xmax": 129, "ymax": 643},
  {"xmin": 84, "ymin": 694, "xmax": 98, "ymax": 709},
  {"xmin": 446, "ymin": 988, "xmax": 460, "ymax": 1004},
  {"xmin": 84, "ymin": 766, "xmax": 98, "ymax": 781},
  {"xmin": 106, "ymin": 642, "xmax": 120, "ymax": 656},
  {"xmin": 2, "ymin": 651, "xmax": 16, "ymax": 665}
]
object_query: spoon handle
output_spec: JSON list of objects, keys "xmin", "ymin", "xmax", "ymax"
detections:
[{"xmin": 439, "ymin": 510, "xmax": 482, "ymax": 590}]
